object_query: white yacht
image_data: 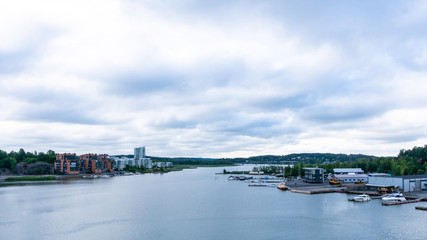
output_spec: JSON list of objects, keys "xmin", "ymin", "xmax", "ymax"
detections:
[
  {"xmin": 381, "ymin": 193, "xmax": 406, "ymax": 202},
  {"xmin": 353, "ymin": 194, "xmax": 371, "ymax": 202}
]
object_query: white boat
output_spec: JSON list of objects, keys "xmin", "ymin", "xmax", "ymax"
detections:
[
  {"xmin": 353, "ymin": 194, "xmax": 371, "ymax": 202},
  {"xmin": 228, "ymin": 176, "xmax": 235, "ymax": 180},
  {"xmin": 277, "ymin": 182, "xmax": 288, "ymax": 191},
  {"xmin": 381, "ymin": 193, "xmax": 406, "ymax": 202}
]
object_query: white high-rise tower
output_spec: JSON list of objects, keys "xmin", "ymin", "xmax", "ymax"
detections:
[
  {"xmin": 134, "ymin": 146, "xmax": 152, "ymax": 169},
  {"xmin": 134, "ymin": 146, "xmax": 146, "ymax": 159}
]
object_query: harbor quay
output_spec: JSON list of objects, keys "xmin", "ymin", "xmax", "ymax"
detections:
[{"xmin": 225, "ymin": 166, "xmax": 427, "ymax": 208}]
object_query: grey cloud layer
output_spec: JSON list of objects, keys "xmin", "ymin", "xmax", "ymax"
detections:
[{"xmin": 1, "ymin": 0, "xmax": 427, "ymax": 157}]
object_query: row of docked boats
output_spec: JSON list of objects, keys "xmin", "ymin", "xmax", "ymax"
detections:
[
  {"xmin": 349, "ymin": 193, "xmax": 407, "ymax": 203},
  {"xmin": 82, "ymin": 174, "xmax": 111, "ymax": 179},
  {"xmin": 228, "ymin": 175, "xmax": 253, "ymax": 181},
  {"xmin": 228, "ymin": 175, "xmax": 289, "ymax": 190}
]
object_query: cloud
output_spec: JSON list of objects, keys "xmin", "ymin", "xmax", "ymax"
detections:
[{"xmin": 0, "ymin": 1, "xmax": 427, "ymax": 157}]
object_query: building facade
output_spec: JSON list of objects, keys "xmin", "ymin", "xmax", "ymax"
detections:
[
  {"xmin": 335, "ymin": 174, "xmax": 368, "ymax": 183},
  {"xmin": 153, "ymin": 162, "xmax": 173, "ymax": 168},
  {"xmin": 111, "ymin": 156, "xmax": 133, "ymax": 170},
  {"xmin": 55, "ymin": 153, "xmax": 113, "ymax": 174},
  {"xmin": 134, "ymin": 146, "xmax": 152, "ymax": 169},
  {"xmin": 80, "ymin": 154, "xmax": 103, "ymax": 174},
  {"xmin": 99, "ymin": 154, "xmax": 114, "ymax": 172},
  {"xmin": 134, "ymin": 146, "xmax": 146, "ymax": 159},
  {"xmin": 54, "ymin": 153, "xmax": 80, "ymax": 174},
  {"xmin": 368, "ymin": 174, "xmax": 427, "ymax": 192},
  {"xmin": 304, "ymin": 168, "xmax": 325, "ymax": 183}
]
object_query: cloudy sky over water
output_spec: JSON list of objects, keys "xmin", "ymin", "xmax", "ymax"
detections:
[{"xmin": 1, "ymin": 0, "xmax": 427, "ymax": 157}]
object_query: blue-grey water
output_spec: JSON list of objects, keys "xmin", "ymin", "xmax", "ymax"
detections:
[{"xmin": 1, "ymin": 165, "xmax": 426, "ymax": 240}]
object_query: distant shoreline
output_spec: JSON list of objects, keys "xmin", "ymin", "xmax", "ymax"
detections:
[{"xmin": 0, "ymin": 164, "xmax": 236, "ymax": 184}]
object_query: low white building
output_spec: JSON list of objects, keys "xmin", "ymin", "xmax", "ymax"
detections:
[
  {"xmin": 140, "ymin": 158, "xmax": 152, "ymax": 169},
  {"xmin": 153, "ymin": 162, "xmax": 173, "ymax": 168},
  {"xmin": 335, "ymin": 174, "xmax": 368, "ymax": 183},
  {"xmin": 333, "ymin": 168, "xmax": 364, "ymax": 175},
  {"xmin": 112, "ymin": 156, "xmax": 134, "ymax": 170}
]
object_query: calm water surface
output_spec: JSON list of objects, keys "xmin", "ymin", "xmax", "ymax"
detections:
[{"xmin": 1, "ymin": 165, "xmax": 426, "ymax": 240}]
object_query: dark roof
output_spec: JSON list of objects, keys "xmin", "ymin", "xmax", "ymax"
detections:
[{"xmin": 396, "ymin": 174, "xmax": 427, "ymax": 179}]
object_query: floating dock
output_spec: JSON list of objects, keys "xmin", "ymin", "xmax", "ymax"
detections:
[
  {"xmin": 415, "ymin": 206, "xmax": 427, "ymax": 211},
  {"xmin": 382, "ymin": 198, "xmax": 427, "ymax": 206},
  {"xmin": 290, "ymin": 187, "xmax": 345, "ymax": 194}
]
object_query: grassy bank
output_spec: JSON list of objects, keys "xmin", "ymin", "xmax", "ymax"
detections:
[{"xmin": 5, "ymin": 176, "xmax": 57, "ymax": 181}]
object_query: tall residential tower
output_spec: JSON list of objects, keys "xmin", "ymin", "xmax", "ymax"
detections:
[{"xmin": 134, "ymin": 146, "xmax": 146, "ymax": 159}]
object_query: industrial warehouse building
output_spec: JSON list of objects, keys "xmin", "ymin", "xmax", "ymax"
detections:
[{"xmin": 368, "ymin": 174, "xmax": 427, "ymax": 192}]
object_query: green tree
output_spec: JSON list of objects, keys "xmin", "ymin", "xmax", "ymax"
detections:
[
  {"xmin": 17, "ymin": 148, "xmax": 26, "ymax": 162},
  {"xmin": 0, "ymin": 157, "xmax": 17, "ymax": 171},
  {"xmin": 0, "ymin": 150, "xmax": 7, "ymax": 160}
]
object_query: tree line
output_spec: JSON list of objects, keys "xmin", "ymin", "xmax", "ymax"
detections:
[
  {"xmin": 245, "ymin": 146, "xmax": 427, "ymax": 177},
  {"xmin": 2, "ymin": 145, "xmax": 427, "ymax": 176},
  {"xmin": 0, "ymin": 149, "xmax": 56, "ymax": 171}
]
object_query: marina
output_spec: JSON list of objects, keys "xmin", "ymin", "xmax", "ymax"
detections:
[{"xmin": 223, "ymin": 169, "xmax": 427, "ymax": 208}]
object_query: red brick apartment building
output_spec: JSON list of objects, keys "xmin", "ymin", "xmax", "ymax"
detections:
[
  {"xmin": 54, "ymin": 153, "xmax": 80, "ymax": 174},
  {"xmin": 80, "ymin": 154, "xmax": 103, "ymax": 174},
  {"xmin": 54, "ymin": 153, "xmax": 114, "ymax": 174},
  {"xmin": 99, "ymin": 154, "xmax": 114, "ymax": 172}
]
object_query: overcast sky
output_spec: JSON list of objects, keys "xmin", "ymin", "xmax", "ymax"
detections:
[{"xmin": 1, "ymin": 0, "xmax": 427, "ymax": 157}]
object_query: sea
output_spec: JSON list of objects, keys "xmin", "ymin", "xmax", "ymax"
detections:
[{"xmin": 1, "ymin": 164, "xmax": 426, "ymax": 240}]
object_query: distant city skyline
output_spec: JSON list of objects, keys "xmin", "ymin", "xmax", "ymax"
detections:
[{"xmin": 1, "ymin": 1, "xmax": 427, "ymax": 158}]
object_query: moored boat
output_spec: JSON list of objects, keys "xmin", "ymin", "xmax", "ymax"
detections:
[
  {"xmin": 353, "ymin": 194, "xmax": 371, "ymax": 202},
  {"xmin": 277, "ymin": 182, "xmax": 288, "ymax": 191},
  {"xmin": 381, "ymin": 193, "xmax": 406, "ymax": 203}
]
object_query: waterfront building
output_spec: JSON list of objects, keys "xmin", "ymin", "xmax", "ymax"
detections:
[
  {"xmin": 303, "ymin": 168, "xmax": 325, "ymax": 183},
  {"xmin": 98, "ymin": 154, "xmax": 114, "ymax": 172},
  {"xmin": 335, "ymin": 174, "xmax": 368, "ymax": 183},
  {"xmin": 368, "ymin": 174, "xmax": 427, "ymax": 192},
  {"xmin": 153, "ymin": 162, "xmax": 173, "ymax": 168},
  {"xmin": 134, "ymin": 146, "xmax": 146, "ymax": 159},
  {"xmin": 80, "ymin": 154, "xmax": 103, "ymax": 174},
  {"xmin": 141, "ymin": 157, "xmax": 152, "ymax": 169},
  {"xmin": 111, "ymin": 156, "xmax": 133, "ymax": 170},
  {"xmin": 54, "ymin": 153, "xmax": 80, "ymax": 174},
  {"xmin": 333, "ymin": 168, "xmax": 364, "ymax": 175},
  {"xmin": 134, "ymin": 146, "xmax": 152, "ymax": 169}
]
